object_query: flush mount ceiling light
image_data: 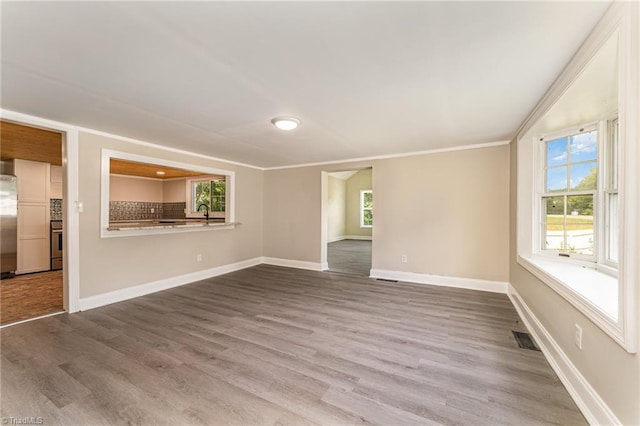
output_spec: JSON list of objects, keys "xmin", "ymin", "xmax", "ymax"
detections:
[
  {"xmin": 156, "ymin": 171, "xmax": 166, "ymax": 176},
  {"xmin": 271, "ymin": 116, "xmax": 300, "ymax": 131}
]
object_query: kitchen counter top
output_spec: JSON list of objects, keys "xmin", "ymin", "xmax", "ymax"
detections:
[{"xmin": 108, "ymin": 219, "xmax": 235, "ymax": 231}]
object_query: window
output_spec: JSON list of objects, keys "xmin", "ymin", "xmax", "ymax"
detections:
[
  {"xmin": 516, "ymin": 19, "xmax": 638, "ymax": 353},
  {"xmin": 537, "ymin": 121, "xmax": 617, "ymax": 268},
  {"xmin": 541, "ymin": 127, "xmax": 597, "ymax": 259},
  {"xmin": 360, "ymin": 190, "xmax": 372, "ymax": 228},
  {"xmin": 189, "ymin": 177, "xmax": 226, "ymax": 218}
]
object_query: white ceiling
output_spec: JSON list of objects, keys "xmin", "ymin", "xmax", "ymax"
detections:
[{"xmin": 1, "ymin": 1, "xmax": 610, "ymax": 168}]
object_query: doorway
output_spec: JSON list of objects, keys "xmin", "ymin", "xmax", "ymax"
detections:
[
  {"xmin": 323, "ymin": 168, "xmax": 373, "ymax": 276},
  {"xmin": 0, "ymin": 120, "xmax": 65, "ymax": 325}
]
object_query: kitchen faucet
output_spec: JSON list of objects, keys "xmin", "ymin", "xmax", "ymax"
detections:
[{"xmin": 197, "ymin": 203, "xmax": 210, "ymax": 220}]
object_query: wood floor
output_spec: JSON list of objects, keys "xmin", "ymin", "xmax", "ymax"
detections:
[
  {"xmin": 328, "ymin": 239, "xmax": 372, "ymax": 276},
  {"xmin": 0, "ymin": 265, "xmax": 586, "ymax": 425},
  {"xmin": 0, "ymin": 270, "xmax": 64, "ymax": 325}
]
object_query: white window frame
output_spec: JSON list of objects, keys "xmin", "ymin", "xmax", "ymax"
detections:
[
  {"xmin": 360, "ymin": 189, "xmax": 372, "ymax": 228},
  {"xmin": 515, "ymin": 3, "xmax": 638, "ymax": 353},
  {"xmin": 603, "ymin": 118, "xmax": 619, "ymax": 268},
  {"xmin": 535, "ymin": 123, "xmax": 607, "ymax": 265}
]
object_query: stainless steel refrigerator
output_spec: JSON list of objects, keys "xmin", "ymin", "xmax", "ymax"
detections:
[{"xmin": 1, "ymin": 174, "xmax": 18, "ymax": 277}]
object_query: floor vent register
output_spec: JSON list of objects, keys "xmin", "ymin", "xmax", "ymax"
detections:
[{"xmin": 512, "ymin": 331, "xmax": 541, "ymax": 351}]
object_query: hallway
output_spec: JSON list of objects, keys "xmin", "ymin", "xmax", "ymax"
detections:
[{"xmin": 327, "ymin": 239, "xmax": 372, "ymax": 276}]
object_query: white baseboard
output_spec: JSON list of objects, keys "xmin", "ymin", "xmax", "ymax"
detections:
[
  {"xmin": 261, "ymin": 257, "xmax": 325, "ymax": 271},
  {"xmin": 79, "ymin": 257, "xmax": 263, "ymax": 311},
  {"xmin": 327, "ymin": 235, "xmax": 372, "ymax": 243},
  {"xmin": 508, "ymin": 285, "xmax": 620, "ymax": 426},
  {"xmin": 370, "ymin": 269, "xmax": 508, "ymax": 294},
  {"xmin": 343, "ymin": 235, "xmax": 372, "ymax": 241}
]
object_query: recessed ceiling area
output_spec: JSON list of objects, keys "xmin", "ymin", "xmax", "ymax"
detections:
[
  {"xmin": 110, "ymin": 159, "xmax": 215, "ymax": 180},
  {"xmin": 1, "ymin": 2, "xmax": 610, "ymax": 168}
]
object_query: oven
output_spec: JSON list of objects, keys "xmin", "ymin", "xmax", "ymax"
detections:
[{"xmin": 51, "ymin": 220, "xmax": 63, "ymax": 270}]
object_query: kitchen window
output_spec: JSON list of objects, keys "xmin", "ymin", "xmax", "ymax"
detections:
[
  {"xmin": 189, "ymin": 177, "xmax": 226, "ymax": 218},
  {"xmin": 360, "ymin": 190, "xmax": 372, "ymax": 228}
]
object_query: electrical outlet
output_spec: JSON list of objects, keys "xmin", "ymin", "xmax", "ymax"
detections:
[
  {"xmin": 196, "ymin": 254, "xmax": 203, "ymax": 262},
  {"xmin": 401, "ymin": 254, "xmax": 407, "ymax": 263},
  {"xmin": 575, "ymin": 324, "xmax": 582, "ymax": 350}
]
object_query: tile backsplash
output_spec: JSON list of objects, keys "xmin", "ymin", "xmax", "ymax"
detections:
[
  {"xmin": 109, "ymin": 201, "xmax": 186, "ymax": 221},
  {"xmin": 163, "ymin": 202, "xmax": 188, "ymax": 219},
  {"xmin": 50, "ymin": 198, "xmax": 62, "ymax": 220}
]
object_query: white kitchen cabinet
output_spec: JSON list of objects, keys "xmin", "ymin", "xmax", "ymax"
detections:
[
  {"xmin": 14, "ymin": 159, "xmax": 50, "ymax": 274},
  {"xmin": 50, "ymin": 165, "xmax": 63, "ymax": 199}
]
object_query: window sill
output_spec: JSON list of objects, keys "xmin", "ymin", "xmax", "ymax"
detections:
[
  {"xmin": 519, "ymin": 255, "xmax": 617, "ymax": 319},
  {"xmin": 517, "ymin": 254, "xmax": 627, "ymax": 349}
]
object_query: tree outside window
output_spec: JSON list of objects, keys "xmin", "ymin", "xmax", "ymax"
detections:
[{"xmin": 192, "ymin": 179, "xmax": 226, "ymax": 213}]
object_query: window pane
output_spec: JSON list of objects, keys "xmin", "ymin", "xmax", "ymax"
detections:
[
  {"xmin": 543, "ymin": 196, "xmax": 564, "ymax": 251},
  {"xmin": 363, "ymin": 209, "xmax": 373, "ymax": 226},
  {"xmin": 211, "ymin": 180, "xmax": 226, "ymax": 212},
  {"xmin": 363, "ymin": 191, "xmax": 373, "ymax": 208},
  {"xmin": 211, "ymin": 196, "xmax": 225, "ymax": 212},
  {"xmin": 547, "ymin": 137, "xmax": 568, "ymax": 166},
  {"xmin": 570, "ymin": 130, "xmax": 597, "ymax": 162},
  {"xmin": 608, "ymin": 193, "xmax": 619, "ymax": 262},
  {"xmin": 570, "ymin": 162, "xmax": 597, "ymax": 191},
  {"xmin": 546, "ymin": 167, "xmax": 567, "ymax": 192},
  {"xmin": 193, "ymin": 182, "xmax": 210, "ymax": 211},
  {"xmin": 567, "ymin": 223, "xmax": 594, "ymax": 255},
  {"xmin": 212, "ymin": 180, "xmax": 226, "ymax": 196},
  {"xmin": 566, "ymin": 195, "xmax": 594, "ymax": 254},
  {"xmin": 567, "ymin": 194, "xmax": 593, "ymax": 216}
]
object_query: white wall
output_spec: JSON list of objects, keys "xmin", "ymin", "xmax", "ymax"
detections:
[
  {"xmin": 79, "ymin": 132, "xmax": 263, "ymax": 299},
  {"xmin": 264, "ymin": 145, "xmax": 509, "ymax": 283},
  {"xmin": 372, "ymin": 147, "xmax": 509, "ymax": 281},
  {"xmin": 327, "ymin": 175, "xmax": 346, "ymax": 241}
]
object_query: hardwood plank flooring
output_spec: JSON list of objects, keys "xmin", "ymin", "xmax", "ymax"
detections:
[
  {"xmin": 328, "ymin": 240, "xmax": 372, "ymax": 276},
  {"xmin": 0, "ymin": 265, "xmax": 586, "ymax": 425},
  {"xmin": 1, "ymin": 270, "xmax": 63, "ymax": 325}
]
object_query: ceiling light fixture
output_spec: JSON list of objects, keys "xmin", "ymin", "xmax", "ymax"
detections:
[
  {"xmin": 271, "ymin": 116, "xmax": 300, "ymax": 131},
  {"xmin": 156, "ymin": 171, "xmax": 166, "ymax": 176}
]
